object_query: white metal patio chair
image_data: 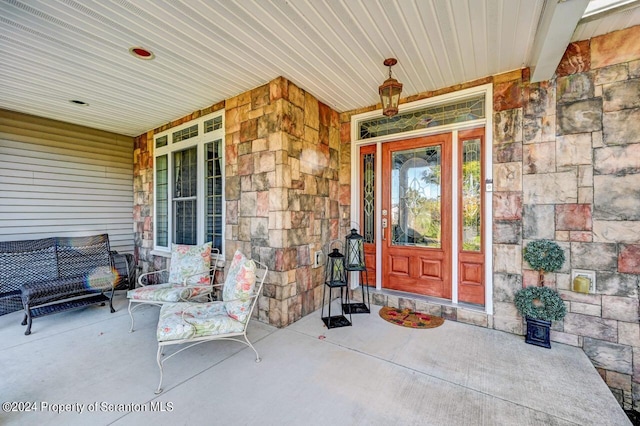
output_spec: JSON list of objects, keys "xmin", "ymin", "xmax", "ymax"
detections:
[
  {"xmin": 153, "ymin": 250, "xmax": 267, "ymax": 394},
  {"xmin": 127, "ymin": 244, "xmax": 220, "ymax": 332}
]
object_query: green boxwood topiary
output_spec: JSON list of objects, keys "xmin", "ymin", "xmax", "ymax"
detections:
[
  {"xmin": 514, "ymin": 286, "xmax": 567, "ymax": 321},
  {"xmin": 523, "ymin": 240, "xmax": 565, "ymax": 287}
]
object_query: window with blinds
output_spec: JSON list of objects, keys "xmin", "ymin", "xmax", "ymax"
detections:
[{"xmin": 153, "ymin": 112, "xmax": 224, "ymax": 254}]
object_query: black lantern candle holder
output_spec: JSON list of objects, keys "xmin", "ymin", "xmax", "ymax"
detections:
[
  {"xmin": 345, "ymin": 228, "xmax": 365, "ymax": 271},
  {"xmin": 343, "ymin": 228, "xmax": 371, "ymax": 314},
  {"xmin": 320, "ymin": 241, "xmax": 352, "ymax": 328},
  {"xmin": 327, "ymin": 247, "xmax": 347, "ymax": 286}
]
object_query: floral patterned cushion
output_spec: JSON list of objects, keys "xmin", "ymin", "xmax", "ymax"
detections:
[
  {"xmin": 168, "ymin": 242, "xmax": 212, "ymax": 285},
  {"xmin": 127, "ymin": 283, "xmax": 211, "ymax": 302},
  {"xmin": 222, "ymin": 251, "xmax": 257, "ymax": 323},
  {"xmin": 157, "ymin": 301, "xmax": 245, "ymax": 342}
]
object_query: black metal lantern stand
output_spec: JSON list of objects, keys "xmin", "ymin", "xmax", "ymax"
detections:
[
  {"xmin": 342, "ymin": 228, "xmax": 371, "ymax": 314},
  {"xmin": 320, "ymin": 241, "xmax": 352, "ymax": 329}
]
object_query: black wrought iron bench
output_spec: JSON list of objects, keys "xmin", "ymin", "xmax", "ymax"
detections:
[{"xmin": 0, "ymin": 234, "xmax": 117, "ymax": 335}]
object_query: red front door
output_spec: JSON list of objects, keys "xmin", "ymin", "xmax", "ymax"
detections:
[{"xmin": 381, "ymin": 134, "xmax": 452, "ymax": 298}]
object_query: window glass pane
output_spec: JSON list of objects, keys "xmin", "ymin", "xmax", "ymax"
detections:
[
  {"xmin": 156, "ymin": 155, "xmax": 168, "ymax": 247},
  {"xmin": 174, "ymin": 200, "xmax": 197, "ymax": 245},
  {"xmin": 156, "ymin": 135, "xmax": 168, "ymax": 148},
  {"xmin": 462, "ymin": 139, "xmax": 482, "ymax": 251},
  {"xmin": 205, "ymin": 140, "xmax": 223, "ymax": 252},
  {"xmin": 204, "ymin": 116, "xmax": 223, "ymax": 133},
  {"xmin": 359, "ymin": 95, "xmax": 485, "ymax": 140},
  {"xmin": 173, "ymin": 147, "xmax": 197, "ymax": 244},
  {"xmin": 173, "ymin": 147, "xmax": 197, "ymax": 198},
  {"xmin": 391, "ymin": 146, "xmax": 442, "ymax": 248},
  {"xmin": 172, "ymin": 124, "xmax": 198, "ymax": 143}
]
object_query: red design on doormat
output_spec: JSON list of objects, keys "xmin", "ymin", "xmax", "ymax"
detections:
[{"xmin": 379, "ymin": 306, "xmax": 445, "ymax": 329}]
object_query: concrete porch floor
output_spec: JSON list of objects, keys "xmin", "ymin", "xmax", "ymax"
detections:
[{"xmin": 0, "ymin": 293, "xmax": 630, "ymax": 426}]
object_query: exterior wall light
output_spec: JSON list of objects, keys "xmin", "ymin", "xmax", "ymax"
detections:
[{"xmin": 378, "ymin": 58, "xmax": 403, "ymax": 117}]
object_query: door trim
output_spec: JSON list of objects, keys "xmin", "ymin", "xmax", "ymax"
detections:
[{"xmin": 350, "ymin": 83, "xmax": 494, "ymax": 314}]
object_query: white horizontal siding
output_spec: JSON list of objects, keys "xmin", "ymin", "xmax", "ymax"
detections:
[{"xmin": 0, "ymin": 109, "xmax": 134, "ymax": 253}]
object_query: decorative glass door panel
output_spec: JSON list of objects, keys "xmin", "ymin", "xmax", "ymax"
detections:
[
  {"xmin": 458, "ymin": 128, "xmax": 485, "ymax": 305},
  {"xmin": 382, "ymin": 135, "xmax": 451, "ymax": 298},
  {"xmin": 391, "ymin": 146, "xmax": 442, "ymax": 249},
  {"xmin": 360, "ymin": 145, "xmax": 376, "ymax": 286},
  {"xmin": 462, "ymin": 139, "xmax": 481, "ymax": 251}
]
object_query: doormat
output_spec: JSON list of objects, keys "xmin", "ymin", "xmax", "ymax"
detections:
[{"xmin": 379, "ymin": 306, "xmax": 445, "ymax": 329}]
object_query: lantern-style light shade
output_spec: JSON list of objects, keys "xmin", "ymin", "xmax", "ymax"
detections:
[
  {"xmin": 345, "ymin": 228, "xmax": 366, "ymax": 271},
  {"xmin": 325, "ymin": 248, "xmax": 347, "ymax": 286},
  {"xmin": 379, "ymin": 58, "xmax": 403, "ymax": 117}
]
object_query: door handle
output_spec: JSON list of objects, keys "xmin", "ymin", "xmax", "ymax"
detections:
[{"xmin": 382, "ymin": 218, "xmax": 387, "ymax": 240}]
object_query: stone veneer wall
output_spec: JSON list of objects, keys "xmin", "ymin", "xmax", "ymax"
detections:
[
  {"xmin": 133, "ymin": 77, "xmax": 346, "ymax": 328},
  {"xmin": 491, "ymin": 26, "xmax": 640, "ymax": 411},
  {"xmin": 339, "ymin": 25, "xmax": 640, "ymax": 412},
  {"xmin": 224, "ymin": 77, "xmax": 346, "ymax": 327}
]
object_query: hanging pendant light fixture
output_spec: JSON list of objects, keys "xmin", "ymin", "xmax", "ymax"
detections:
[{"xmin": 378, "ymin": 58, "xmax": 403, "ymax": 117}]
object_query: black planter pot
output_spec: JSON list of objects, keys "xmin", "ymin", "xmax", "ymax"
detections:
[{"xmin": 525, "ymin": 317, "xmax": 551, "ymax": 349}]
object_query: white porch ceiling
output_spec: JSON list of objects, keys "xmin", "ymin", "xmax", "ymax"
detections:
[{"xmin": 1, "ymin": 0, "xmax": 639, "ymax": 137}]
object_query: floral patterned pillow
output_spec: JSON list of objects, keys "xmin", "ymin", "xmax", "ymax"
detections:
[
  {"xmin": 222, "ymin": 250, "xmax": 248, "ymax": 301},
  {"xmin": 168, "ymin": 242, "xmax": 212, "ymax": 285},
  {"xmin": 222, "ymin": 250, "xmax": 257, "ymax": 323}
]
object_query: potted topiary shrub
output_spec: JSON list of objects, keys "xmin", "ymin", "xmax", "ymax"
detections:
[
  {"xmin": 523, "ymin": 239, "xmax": 565, "ymax": 287},
  {"xmin": 515, "ymin": 240, "xmax": 567, "ymax": 348}
]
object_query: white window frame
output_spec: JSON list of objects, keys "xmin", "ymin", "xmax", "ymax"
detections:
[{"xmin": 152, "ymin": 111, "xmax": 225, "ymax": 256}]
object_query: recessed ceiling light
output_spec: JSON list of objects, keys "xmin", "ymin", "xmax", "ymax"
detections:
[
  {"xmin": 69, "ymin": 100, "xmax": 89, "ymax": 106},
  {"xmin": 129, "ymin": 46, "xmax": 155, "ymax": 60}
]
